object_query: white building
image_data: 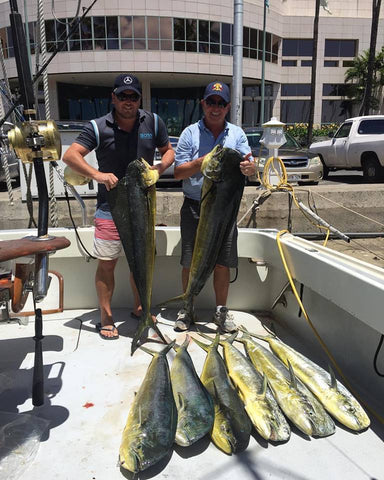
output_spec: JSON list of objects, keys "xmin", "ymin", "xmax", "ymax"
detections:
[{"xmin": 0, "ymin": 0, "xmax": 383, "ymax": 134}]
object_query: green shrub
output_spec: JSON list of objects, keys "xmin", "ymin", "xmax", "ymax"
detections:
[{"xmin": 286, "ymin": 123, "xmax": 340, "ymax": 143}]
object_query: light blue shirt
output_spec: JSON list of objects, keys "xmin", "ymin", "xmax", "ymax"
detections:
[{"xmin": 175, "ymin": 119, "xmax": 251, "ymax": 201}]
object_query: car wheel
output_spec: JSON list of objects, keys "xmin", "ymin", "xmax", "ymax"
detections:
[
  {"xmin": 319, "ymin": 157, "xmax": 329, "ymax": 179},
  {"xmin": 362, "ymin": 156, "xmax": 384, "ymax": 183}
]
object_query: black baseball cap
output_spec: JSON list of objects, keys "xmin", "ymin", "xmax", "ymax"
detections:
[
  {"xmin": 113, "ymin": 74, "xmax": 142, "ymax": 96},
  {"xmin": 203, "ymin": 81, "xmax": 230, "ymax": 103}
]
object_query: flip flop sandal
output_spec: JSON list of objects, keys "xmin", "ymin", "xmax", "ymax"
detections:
[{"xmin": 96, "ymin": 322, "xmax": 119, "ymax": 340}]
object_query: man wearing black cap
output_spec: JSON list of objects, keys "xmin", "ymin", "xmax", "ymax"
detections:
[
  {"xmin": 173, "ymin": 80, "xmax": 256, "ymax": 333},
  {"xmin": 63, "ymin": 73, "xmax": 174, "ymax": 339}
]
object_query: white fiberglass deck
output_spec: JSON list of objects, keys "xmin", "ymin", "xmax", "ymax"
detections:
[{"xmin": 1, "ymin": 308, "xmax": 383, "ymax": 480}]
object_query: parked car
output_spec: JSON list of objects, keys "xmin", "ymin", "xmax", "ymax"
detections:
[
  {"xmin": 244, "ymin": 127, "xmax": 323, "ymax": 185},
  {"xmin": 154, "ymin": 135, "xmax": 180, "ymax": 186},
  {"xmin": 0, "ymin": 122, "xmax": 20, "ymax": 184},
  {"xmin": 309, "ymin": 115, "xmax": 384, "ymax": 182}
]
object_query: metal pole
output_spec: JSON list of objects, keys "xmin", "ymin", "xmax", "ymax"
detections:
[
  {"xmin": 231, "ymin": 0, "xmax": 243, "ymax": 126},
  {"xmin": 260, "ymin": 0, "xmax": 267, "ymax": 125},
  {"xmin": 23, "ymin": 0, "xmax": 32, "ymax": 74}
]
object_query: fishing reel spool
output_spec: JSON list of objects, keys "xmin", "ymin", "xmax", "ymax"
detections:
[{"xmin": 7, "ymin": 119, "xmax": 61, "ymax": 164}]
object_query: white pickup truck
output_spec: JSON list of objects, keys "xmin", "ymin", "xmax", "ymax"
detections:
[{"xmin": 309, "ymin": 115, "xmax": 384, "ymax": 182}]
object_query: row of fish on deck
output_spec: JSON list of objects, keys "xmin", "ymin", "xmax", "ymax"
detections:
[
  {"xmin": 119, "ymin": 329, "xmax": 370, "ymax": 473},
  {"xmin": 108, "ymin": 146, "xmax": 369, "ymax": 473}
]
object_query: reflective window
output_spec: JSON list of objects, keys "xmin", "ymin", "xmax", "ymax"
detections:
[
  {"xmin": 282, "ymin": 39, "xmax": 313, "ymax": 56},
  {"xmin": 281, "ymin": 84, "xmax": 311, "ymax": 96},
  {"xmin": 301, "ymin": 60, "xmax": 312, "ymax": 66},
  {"xmin": 282, "ymin": 59, "xmax": 297, "ymax": 66},
  {"xmin": 321, "ymin": 100, "xmax": 353, "ymax": 123},
  {"xmin": 281, "ymin": 100, "xmax": 310, "ymax": 123},
  {"xmin": 324, "ymin": 39, "xmax": 357, "ymax": 57},
  {"xmin": 358, "ymin": 120, "xmax": 384, "ymax": 135},
  {"xmin": 322, "ymin": 84, "xmax": 348, "ymax": 96},
  {"xmin": 324, "ymin": 60, "xmax": 339, "ymax": 67}
]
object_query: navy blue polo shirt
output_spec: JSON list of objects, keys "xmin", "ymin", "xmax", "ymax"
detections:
[{"xmin": 75, "ymin": 109, "xmax": 169, "ymax": 206}]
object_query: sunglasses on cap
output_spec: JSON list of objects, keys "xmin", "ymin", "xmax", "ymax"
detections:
[
  {"xmin": 205, "ymin": 98, "xmax": 228, "ymax": 108},
  {"xmin": 115, "ymin": 92, "xmax": 141, "ymax": 102}
]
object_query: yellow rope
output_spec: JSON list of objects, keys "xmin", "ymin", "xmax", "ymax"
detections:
[{"xmin": 276, "ymin": 230, "xmax": 384, "ymax": 424}]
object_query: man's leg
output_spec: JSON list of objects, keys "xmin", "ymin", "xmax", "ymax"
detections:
[
  {"xmin": 181, "ymin": 267, "xmax": 190, "ymax": 292},
  {"xmin": 130, "ymin": 272, "xmax": 142, "ymax": 317},
  {"xmin": 213, "ymin": 264, "xmax": 230, "ymax": 306},
  {"xmin": 95, "ymin": 258, "xmax": 118, "ymax": 338}
]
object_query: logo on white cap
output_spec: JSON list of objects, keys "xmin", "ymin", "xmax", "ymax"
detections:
[{"xmin": 124, "ymin": 76, "xmax": 133, "ymax": 85}]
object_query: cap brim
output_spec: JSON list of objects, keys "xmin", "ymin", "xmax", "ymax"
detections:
[
  {"xmin": 114, "ymin": 86, "xmax": 142, "ymax": 96},
  {"xmin": 203, "ymin": 92, "xmax": 230, "ymax": 103}
]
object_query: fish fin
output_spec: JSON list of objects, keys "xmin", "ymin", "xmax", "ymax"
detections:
[
  {"xmin": 197, "ymin": 331, "xmax": 223, "ymax": 345},
  {"xmin": 181, "ymin": 334, "xmax": 190, "ymax": 349},
  {"xmin": 225, "ymin": 331, "xmax": 239, "ymax": 344},
  {"xmin": 328, "ymin": 364, "xmax": 338, "ymax": 390},
  {"xmin": 191, "ymin": 336, "xmax": 210, "ymax": 352},
  {"xmin": 287, "ymin": 360, "xmax": 298, "ymax": 389},
  {"xmin": 177, "ymin": 392, "xmax": 186, "ymax": 412},
  {"xmin": 258, "ymin": 373, "xmax": 268, "ymax": 399},
  {"xmin": 131, "ymin": 313, "xmax": 167, "ymax": 355},
  {"xmin": 156, "ymin": 293, "xmax": 187, "ymax": 309},
  {"xmin": 212, "ymin": 332, "xmax": 220, "ymax": 349}
]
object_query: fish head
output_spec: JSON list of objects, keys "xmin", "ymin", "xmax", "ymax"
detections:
[
  {"xmin": 126, "ymin": 158, "xmax": 159, "ymax": 189},
  {"xmin": 119, "ymin": 433, "xmax": 156, "ymax": 473},
  {"xmin": 201, "ymin": 144, "xmax": 225, "ymax": 181},
  {"xmin": 213, "ymin": 417, "xmax": 237, "ymax": 455},
  {"xmin": 331, "ymin": 394, "xmax": 370, "ymax": 431}
]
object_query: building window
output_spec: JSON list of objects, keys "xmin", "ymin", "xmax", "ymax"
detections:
[
  {"xmin": 324, "ymin": 39, "xmax": 357, "ymax": 57},
  {"xmin": 282, "ymin": 39, "xmax": 313, "ymax": 56},
  {"xmin": 281, "ymin": 100, "xmax": 310, "ymax": 123},
  {"xmin": 322, "ymin": 84, "xmax": 348, "ymax": 96},
  {"xmin": 324, "ymin": 60, "xmax": 339, "ymax": 67},
  {"xmin": 301, "ymin": 60, "xmax": 312, "ymax": 67},
  {"xmin": 321, "ymin": 100, "xmax": 353, "ymax": 123},
  {"xmin": 282, "ymin": 59, "xmax": 297, "ymax": 66},
  {"xmin": 281, "ymin": 84, "xmax": 311, "ymax": 96},
  {"xmin": 3, "ymin": 15, "xmax": 280, "ymax": 62}
]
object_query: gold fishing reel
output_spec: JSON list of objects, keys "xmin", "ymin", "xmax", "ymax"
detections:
[{"xmin": 7, "ymin": 120, "xmax": 61, "ymax": 163}]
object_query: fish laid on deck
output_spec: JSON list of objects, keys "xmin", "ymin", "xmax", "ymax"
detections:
[
  {"xmin": 107, "ymin": 158, "xmax": 164, "ymax": 354},
  {"xmin": 119, "ymin": 341, "xmax": 177, "ymax": 473},
  {"xmin": 193, "ymin": 333, "xmax": 252, "ymax": 454},
  {"xmin": 237, "ymin": 329, "xmax": 335, "ymax": 437},
  {"xmin": 170, "ymin": 335, "xmax": 214, "ymax": 446},
  {"xmin": 246, "ymin": 330, "xmax": 370, "ymax": 431},
  {"xmin": 158, "ymin": 145, "xmax": 245, "ymax": 319},
  {"xmin": 199, "ymin": 332, "xmax": 290, "ymax": 442}
]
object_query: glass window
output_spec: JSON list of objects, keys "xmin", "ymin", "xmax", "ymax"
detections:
[
  {"xmin": 107, "ymin": 17, "xmax": 118, "ymax": 38},
  {"xmin": 322, "ymin": 84, "xmax": 348, "ymax": 96},
  {"xmin": 321, "ymin": 100, "xmax": 353, "ymax": 123},
  {"xmin": 283, "ymin": 38, "xmax": 312, "ymax": 56},
  {"xmin": 199, "ymin": 20, "xmax": 209, "ymax": 42},
  {"xmin": 250, "ymin": 29, "xmax": 257, "ymax": 49},
  {"xmin": 147, "ymin": 17, "xmax": 159, "ymax": 39},
  {"xmin": 174, "ymin": 18, "xmax": 185, "ymax": 40},
  {"xmin": 325, "ymin": 39, "xmax": 357, "ymax": 57},
  {"xmin": 160, "ymin": 17, "xmax": 172, "ymax": 39},
  {"xmin": 45, "ymin": 20, "xmax": 55, "ymax": 42},
  {"xmin": 281, "ymin": 84, "xmax": 311, "ymax": 96},
  {"xmin": 120, "ymin": 16, "xmax": 132, "ymax": 38},
  {"xmin": 93, "ymin": 17, "xmax": 106, "ymax": 39},
  {"xmin": 81, "ymin": 17, "xmax": 92, "ymax": 39},
  {"xmin": 222, "ymin": 23, "xmax": 231, "ymax": 45},
  {"xmin": 358, "ymin": 120, "xmax": 384, "ymax": 135},
  {"xmin": 301, "ymin": 60, "xmax": 312, "ymax": 66},
  {"xmin": 56, "ymin": 19, "xmax": 68, "ymax": 51},
  {"xmin": 210, "ymin": 21, "xmax": 220, "ymax": 44},
  {"xmin": 272, "ymin": 35, "xmax": 279, "ymax": 55},
  {"xmin": 185, "ymin": 19, "xmax": 196, "ymax": 41},
  {"xmin": 334, "ymin": 122, "xmax": 352, "ymax": 138},
  {"xmin": 243, "ymin": 26, "xmax": 249, "ymax": 47},
  {"xmin": 281, "ymin": 100, "xmax": 310, "ymax": 123},
  {"xmin": 282, "ymin": 59, "xmax": 297, "ymax": 66},
  {"xmin": 324, "ymin": 60, "xmax": 338, "ymax": 67},
  {"xmin": 133, "ymin": 16, "xmax": 145, "ymax": 38}
]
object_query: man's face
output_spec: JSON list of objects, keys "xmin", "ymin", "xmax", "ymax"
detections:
[
  {"xmin": 201, "ymin": 95, "xmax": 230, "ymax": 125},
  {"xmin": 112, "ymin": 89, "xmax": 141, "ymax": 119}
]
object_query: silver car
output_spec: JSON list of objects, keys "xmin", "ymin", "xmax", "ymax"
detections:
[{"xmin": 244, "ymin": 127, "xmax": 323, "ymax": 185}]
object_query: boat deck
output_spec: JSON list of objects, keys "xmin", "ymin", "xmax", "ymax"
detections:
[{"xmin": 1, "ymin": 308, "xmax": 383, "ymax": 480}]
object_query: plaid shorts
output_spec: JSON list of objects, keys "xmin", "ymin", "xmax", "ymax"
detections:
[
  {"xmin": 93, "ymin": 206, "xmax": 122, "ymax": 260},
  {"xmin": 180, "ymin": 197, "xmax": 238, "ymax": 268}
]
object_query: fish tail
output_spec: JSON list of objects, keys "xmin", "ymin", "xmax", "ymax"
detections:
[
  {"xmin": 156, "ymin": 293, "xmax": 189, "ymax": 309},
  {"xmin": 131, "ymin": 313, "xmax": 167, "ymax": 355},
  {"xmin": 140, "ymin": 339, "xmax": 176, "ymax": 356},
  {"xmin": 239, "ymin": 325, "xmax": 272, "ymax": 342},
  {"xmin": 191, "ymin": 336, "xmax": 210, "ymax": 352}
]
